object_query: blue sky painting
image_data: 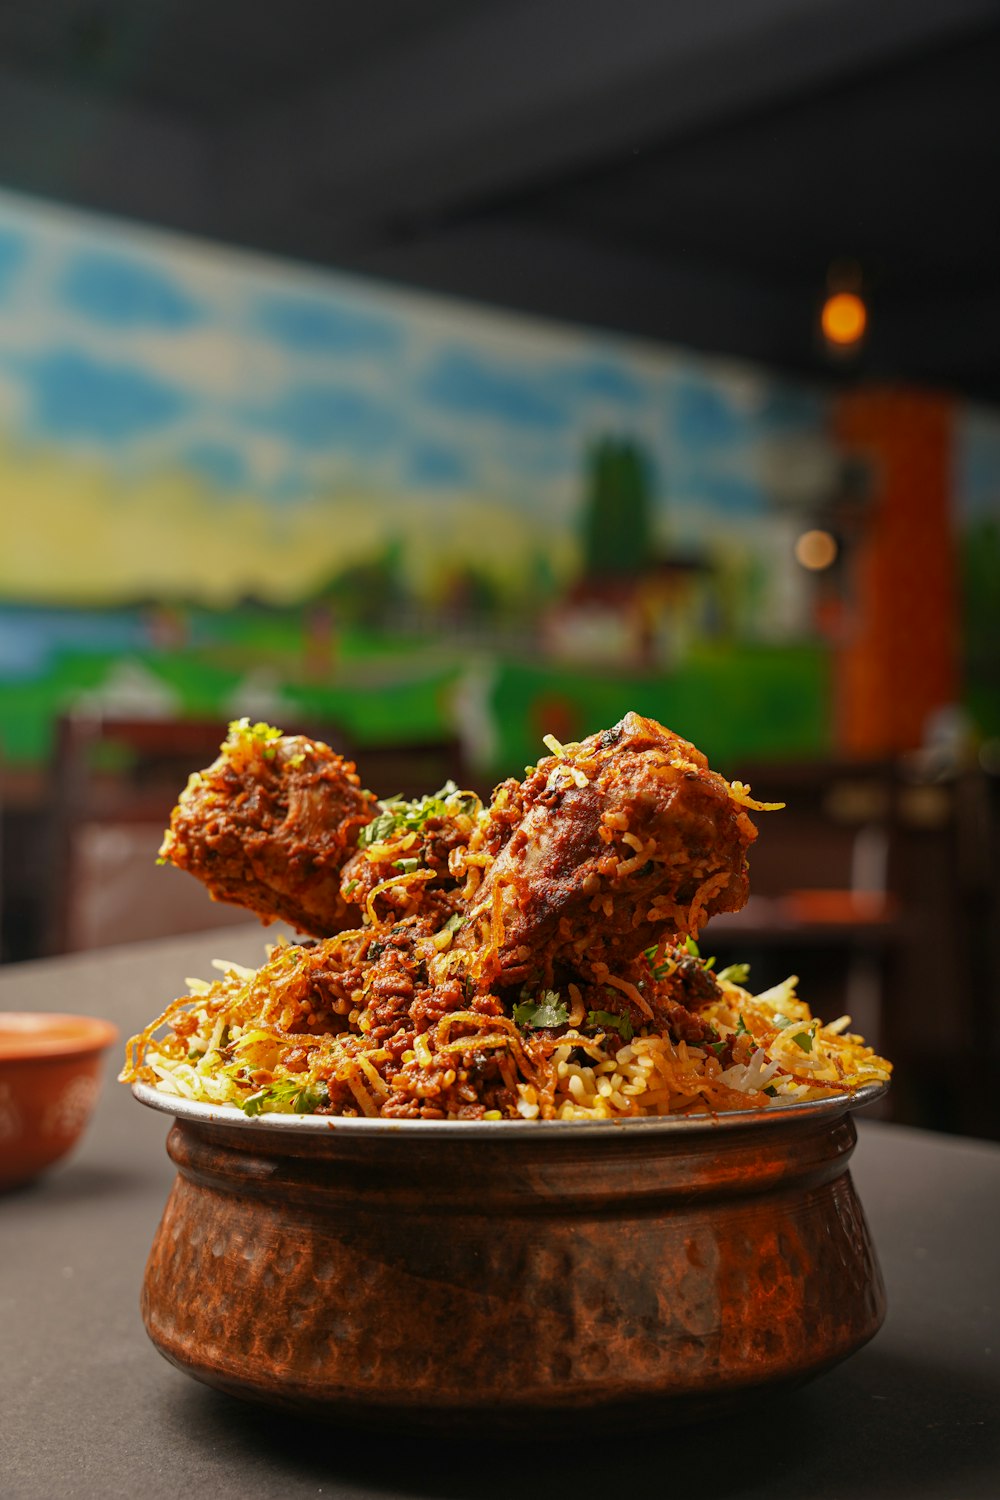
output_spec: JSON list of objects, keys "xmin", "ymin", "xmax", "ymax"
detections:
[{"xmin": 0, "ymin": 186, "xmax": 835, "ymax": 622}]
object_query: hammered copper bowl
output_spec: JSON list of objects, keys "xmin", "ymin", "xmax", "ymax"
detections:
[
  {"xmin": 133, "ymin": 1080, "xmax": 887, "ymax": 1431},
  {"xmin": 0, "ymin": 1013, "xmax": 118, "ymax": 1190}
]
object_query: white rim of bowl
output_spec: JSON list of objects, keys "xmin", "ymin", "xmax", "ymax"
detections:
[{"xmin": 132, "ymin": 1077, "xmax": 888, "ymax": 1138}]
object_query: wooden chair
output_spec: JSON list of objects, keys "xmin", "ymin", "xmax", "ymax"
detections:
[
  {"xmin": 705, "ymin": 757, "xmax": 901, "ymax": 1073},
  {"xmin": 45, "ymin": 715, "xmax": 230, "ymax": 953}
]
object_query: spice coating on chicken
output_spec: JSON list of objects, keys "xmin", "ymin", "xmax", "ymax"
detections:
[
  {"xmin": 465, "ymin": 712, "xmax": 760, "ymax": 986},
  {"xmin": 159, "ymin": 720, "xmax": 376, "ymax": 936}
]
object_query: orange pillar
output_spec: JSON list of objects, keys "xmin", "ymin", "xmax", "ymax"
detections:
[{"xmin": 832, "ymin": 388, "xmax": 959, "ymax": 756}]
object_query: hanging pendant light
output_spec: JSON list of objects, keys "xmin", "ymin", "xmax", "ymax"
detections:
[{"xmin": 820, "ymin": 260, "xmax": 868, "ymax": 357}]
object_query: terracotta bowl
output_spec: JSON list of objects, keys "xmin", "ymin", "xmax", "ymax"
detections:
[
  {"xmin": 0, "ymin": 1013, "xmax": 118, "ymax": 1191},
  {"xmin": 133, "ymin": 1080, "xmax": 887, "ymax": 1431}
]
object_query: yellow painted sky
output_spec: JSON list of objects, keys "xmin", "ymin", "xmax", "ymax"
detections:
[{"xmin": 0, "ymin": 439, "xmax": 574, "ymax": 608}]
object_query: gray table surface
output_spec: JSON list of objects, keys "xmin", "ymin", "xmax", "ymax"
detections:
[{"xmin": 2, "ymin": 925, "xmax": 998, "ymax": 1500}]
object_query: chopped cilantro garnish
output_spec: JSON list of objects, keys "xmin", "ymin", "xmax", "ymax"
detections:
[
  {"xmin": 644, "ymin": 935, "xmax": 717, "ymax": 979},
  {"xmin": 643, "ymin": 945, "xmax": 674, "ymax": 980},
  {"xmin": 735, "ymin": 1013, "xmax": 749, "ymax": 1038},
  {"xmin": 585, "ymin": 1009, "xmax": 634, "ymax": 1042},
  {"xmin": 358, "ymin": 810, "xmax": 402, "ymax": 847},
  {"xmin": 718, "ymin": 962, "xmax": 751, "ymax": 985},
  {"xmin": 681, "ymin": 935, "xmax": 714, "ymax": 966},
  {"xmin": 357, "ymin": 783, "xmax": 479, "ymax": 849},
  {"xmin": 791, "ymin": 1031, "xmax": 814, "ymax": 1053},
  {"xmin": 241, "ymin": 1079, "xmax": 329, "ymax": 1116},
  {"xmin": 763, "ymin": 1085, "xmax": 778, "ymax": 1097},
  {"xmin": 227, "ymin": 718, "xmax": 283, "ymax": 760},
  {"xmin": 513, "ymin": 991, "xmax": 569, "ymax": 1030}
]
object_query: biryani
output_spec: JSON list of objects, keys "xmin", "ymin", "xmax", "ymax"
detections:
[{"xmin": 121, "ymin": 713, "xmax": 891, "ymax": 1120}]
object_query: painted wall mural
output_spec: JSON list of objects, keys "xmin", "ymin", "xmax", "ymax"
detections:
[{"xmin": 0, "ymin": 187, "xmax": 994, "ymax": 785}]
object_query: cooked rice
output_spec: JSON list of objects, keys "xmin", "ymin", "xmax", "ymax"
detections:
[{"xmin": 122, "ymin": 946, "xmax": 890, "ymax": 1121}]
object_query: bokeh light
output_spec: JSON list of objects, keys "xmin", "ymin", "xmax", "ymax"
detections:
[
  {"xmin": 794, "ymin": 528, "xmax": 838, "ymax": 570},
  {"xmin": 821, "ymin": 290, "xmax": 867, "ymax": 347}
]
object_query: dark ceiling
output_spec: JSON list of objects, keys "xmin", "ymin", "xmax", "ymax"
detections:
[{"xmin": 0, "ymin": 0, "xmax": 998, "ymax": 398}]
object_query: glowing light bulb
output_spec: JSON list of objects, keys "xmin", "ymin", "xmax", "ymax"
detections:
[
  {"xmin": 821, "ymin": 291, "xmax": 867, "ymax": 347},
  {"xmin": 795, "ymin": 530, "xmax": 838, "ymax": 570}
]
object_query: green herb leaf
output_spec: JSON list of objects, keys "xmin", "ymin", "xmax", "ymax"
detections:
[
  {"xmin": 585, "ymin": 1009, "xmax": 634, "ymax": 1042},
  {"xmin": 358, "ymin": 810, "xmax": 401, "ymax": 847},
  {"xmin": 392, "ymin": 858, "xmax": 421, "ymax": 873},
  {"xmin": 763, "ymin": 1085, "xmax": 778, "ymax": 1097},
  {"xmin": 735, "ymin": 1013, "xmax": 749, "ymax": 1038},
  {"xmin": 791, "ymin": 1031, "xmax": 814, "ymax": 1053},
  {"xmin": 227, "ymin": 718, "xmax": 284, "ymax": 760},
  {"xmin": 242, "ymin": 1079, "xmax": 328, "ymax": 1116},
  {"xmin": 357, "ymin": 784, "xmax": 480, "ymax": 849},
  {"xmin": 513, "ymin": 991, "xmax": 569, "ymax": 1030},
  {"xmin": 643, "ymin": 944, "xmax": 674, "ymax": 981},
  {"xmin": 293, "ymin": 1085, "xmax": 328, "ymax": 1114},
  {"xmin": 717, "ymin": 962, "xmax": 751, "ymax": 985}
]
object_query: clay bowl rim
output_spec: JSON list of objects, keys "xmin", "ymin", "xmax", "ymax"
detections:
[
  {"xmin": 132, "ymin": 1077, "xmax": 888, "ymax": 1140},
  {"xmin": 0, "ymin": 1012, "xmax": 119, "ymax": 1062}
]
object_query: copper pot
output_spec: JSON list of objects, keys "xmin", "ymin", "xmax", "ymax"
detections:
[{"xmin": 134, "ymin": 1082, "xmax": 887, "ymax": 1430}]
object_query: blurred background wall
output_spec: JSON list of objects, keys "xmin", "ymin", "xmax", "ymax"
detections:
[
  {"xmin": 0, "ymin": 0, "xmax": 997, "ymax": 1134},
  {"xmin": 0, "ymin": 188, "xmax": 866, "ymax": 776},
  {"xmin": 0, "ymin": 186, "xmax": 996, "ymax": 780}
]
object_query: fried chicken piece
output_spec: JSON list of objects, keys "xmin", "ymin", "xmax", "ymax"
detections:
[
  {"xmin": 159, "ymin": 719, "xmax": 376, "ymax": 936},
  {"xmin": 464, "ymin": 711, "xmax": 767, "ymax": 987}
]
